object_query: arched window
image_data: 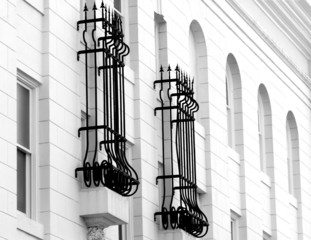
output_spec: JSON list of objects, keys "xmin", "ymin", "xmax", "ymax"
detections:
[
  {"xmin": 189, "ymin": 20, "xmax": 208, "ymax": 122},
  {"xmin": 286, "ymin": 111, "xmax": 299, "ymax": 196},
  {"xmin": 226, "ymin": 54, "xmax": 242, "ymax": 150},
  {"xmin": 257, "ymin": 84, "xmax": 273, "ymax": 175}
]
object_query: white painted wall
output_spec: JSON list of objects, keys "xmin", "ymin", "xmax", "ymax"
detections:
[{"xmin": 1, "ymin": 0, "xmax": 311, "ymax": 239}]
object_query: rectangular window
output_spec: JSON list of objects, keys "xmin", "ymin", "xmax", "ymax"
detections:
[
  {"xmin": 16, "ymin": 72, "xmax": 39, "ymax": 218},
  {"xmin": 17, "ymin": 83, "xmax": 32, "ymax": 215}
]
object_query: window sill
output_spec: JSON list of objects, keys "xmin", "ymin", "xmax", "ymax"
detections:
[
  {"xmin": 195, "ymin": 121, "xmax": 205, "ymax": 139},
  {"xmin": 23, "ymin": 0, "xmax": 44, "ymax": 15},
  {"xmin": 80, "ymin": 186, "xmax": 129, "ymax": 228},
  {"xmin": 260, "ymin": 172, "xmax": 271, "ymax": 188},
  {"xmin": 227, "ymin": 146, "xmax": 240, "ymax": 164},
  {"xmin": 17, "ymin": 211, "xmax": 44, "ymax": 239},
  {"xmin": 124, "ymin": 65, "xmax": 135, "ymax": 85},
  {"xmin": 288, "ymin": 194, "xmax": 298, "ymax": 209}
]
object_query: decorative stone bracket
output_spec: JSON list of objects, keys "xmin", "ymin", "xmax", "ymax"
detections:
[
  {"xmin": 80, "ymin": 187, "xmax": 129, "ymax": 238},
  {"xmin": 87, "ymin": 227, "xmax": 106, "ymax": 240}
]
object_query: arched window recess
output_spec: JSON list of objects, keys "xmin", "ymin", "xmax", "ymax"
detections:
[
  {"xmin": 75, "ymin": 1, "xmax": 139, "ymax": 197},
  {"xmin": 154, "ymin": 65, "xmax": 209, "ymax": 238}
]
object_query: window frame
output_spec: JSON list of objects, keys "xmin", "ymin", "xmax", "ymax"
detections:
[
  {"xmin": 230, "ymin": 211, "xmax": 240, "ymax": 240},
  {"xmin": 17, "ymin": 70, "xmax": 40, "ymax": 220}
]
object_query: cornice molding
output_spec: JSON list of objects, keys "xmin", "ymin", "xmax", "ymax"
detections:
[
  {"xmin": 17, "ymin": 69, "xmax": 42, "ymax": 89},
  {"xmin": 255, "ymin": 0, "xmax": 311, "ymax": 59},
  {"xmin": 226, "ymin": 0, "xmax": 311, "ymax": 89}
]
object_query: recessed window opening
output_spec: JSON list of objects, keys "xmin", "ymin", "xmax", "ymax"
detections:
[
  {"xmin": 17, "ymin": 83, "xmax": 32, "ymax": 216},
  {"xmin": 257, "ymin": 84, "xmax": 273, "ymax": 175},
  {"xmin": 286, "ymin": 111, "xmax": 299, "ymax": 197},
  {"xmin": 226, "ymin": 54, "xmax": 243, "ymax": 152},
  {"xmin": 189, "ymin": 20, "xmax": 208, "ymax": 123}
]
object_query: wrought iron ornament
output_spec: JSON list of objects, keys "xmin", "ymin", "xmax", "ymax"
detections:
[
  {"xmin": 75, "ymin": 2, "xmax": 139, "ymax": 196},
  {"xmin": 154, "ymin": 66, "xmax": 209, "ymax": 237}
]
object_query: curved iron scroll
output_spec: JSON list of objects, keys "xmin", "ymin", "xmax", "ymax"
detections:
[
  {"xmin": 75, "ymin": 2, "xmax": 139, "ymax": 197},
  {"xmin": 154, "ymin": 66, "xmax": 209, "ymax": 237}
]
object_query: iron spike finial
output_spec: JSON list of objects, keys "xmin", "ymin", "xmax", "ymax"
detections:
[
  {"xmin": 83, "ymin": 3, "xmax": 88, "ymax": 12},
  {"xmin": 175, "ymin": 64, "xmax": 180, "ymax": 80},
  {"xmin": 100, "ymin": 0, "xmax": 104, "ymax": 8},
  {"xmin": 167, "ymin": 65, "xmax": 171, "ymax": 79},
  {"xmin": 159, "ymin": 65, "xmax": 164, "ymax": 81},
  {"xmin": 93, "ymin": 2, "xmax": 97, "ymax": 10},
  {"xmin": 160, "ymin": 65, "xmax": 164, "ymax": 72},
  {"xmin": 167, "ymin": 65, "xmax": 171, "ymax": 72}
]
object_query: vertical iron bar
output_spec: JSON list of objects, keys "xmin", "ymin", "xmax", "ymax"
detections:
[
  {"xmin": 167, "ymin": 65, "xmax": 175, "ymax": 209},
  {"xmin": 83, "ymin": 5, "xmax": 91, "ymax": 187},
  {"xmin": 159, "ymin": 66, "xmax": 166, "ymax": 212},
  {"xmin": 92, "ymin": 3, "xmax": 99, "ymax": 167}
]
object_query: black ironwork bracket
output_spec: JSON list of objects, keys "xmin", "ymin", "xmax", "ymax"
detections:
[
  {"xmin": 75, "ymin": 1, "xmax": 139, "ymax": 197},
  {"xmin": 154, "ymin": 65, "xmax": 209, "ymax": 237}
]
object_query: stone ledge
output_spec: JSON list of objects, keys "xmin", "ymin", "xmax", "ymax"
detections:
[
  {"xmin": 79, "ymin": 186, "xmax": 129, "ymax": 228},
  {"xmin": 17, "ymin": 211, "xmax": 44, "ymax": 240},
  {"xmin": 159, "ymin": 229, "xmax": 198, "ymax": 240}
]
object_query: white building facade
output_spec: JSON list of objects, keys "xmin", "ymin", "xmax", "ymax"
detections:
[{"xmin": 1, "ymin": 0, "xmax": 311, "ymax": 239}]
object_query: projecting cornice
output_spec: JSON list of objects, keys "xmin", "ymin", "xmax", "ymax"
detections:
[
  {"xmin": 226, "ymin": 0, "xmax": 311, "ymax": 89},
  {"xmin": 255, "ymin": 0, "xmax": 311, "ymax": 59}
]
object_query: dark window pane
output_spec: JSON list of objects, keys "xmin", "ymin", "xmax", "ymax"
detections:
[
  {"xmin": 17, "ymin": 84, "xmax": 30, "ymax": 149},
  {"xmin": 118, "ymin": 225, "xmax": 122, "ymax": 240},
  {"xmin": 114, "ymin": 0, "xmax": 121, "ymax": 12},
  {"xmin": 17, "ymin": 149, "xmax": 27, "ymax": 213}
]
